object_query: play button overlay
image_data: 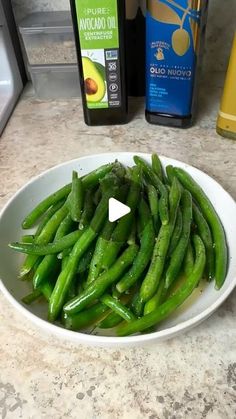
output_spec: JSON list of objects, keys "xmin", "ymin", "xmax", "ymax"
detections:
[{"xmin": 108, "ymin": 198, "xmax": 131, "ymax": 222}]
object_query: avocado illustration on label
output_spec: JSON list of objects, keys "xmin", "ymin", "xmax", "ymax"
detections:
[{"xmin": 82, "ymin": 57, "xmax": 106, "ymax": 103}]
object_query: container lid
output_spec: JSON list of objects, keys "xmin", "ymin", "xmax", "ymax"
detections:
[
  {"xmin": 29, "ymin": 64, "xmax": 78, "ymax": 74},
  {"xmin": 19, "ymin": 11, "xmax": 73, "ymax": 34}
]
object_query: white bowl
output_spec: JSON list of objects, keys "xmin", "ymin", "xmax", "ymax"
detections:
[{"xmin": 0, "ymin": 152, "xmax": 236, "ymax": 347}]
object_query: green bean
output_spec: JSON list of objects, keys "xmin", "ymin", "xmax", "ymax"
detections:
[
  {"xmin": 100, "ymin": 243, "xmax": 123, "ymax": 273},
  {"xmin": 98, "ymin": 290, "xmax": 135, "ymax": 328},
  {"xmin": 47, "ymin": 213, "xmax": 74, "ymax": 248},
  {"xmin": 174, "ymin": 167, "xmax": 228, "ymax": 289},
  {"xmin": 76, "ymin": 244, "xmax": 95, "ymax": 274},
  {"xmin": 131, "ymin": 292, "xmax": 145, "ymax": 317},
  {"xmin": 21, "ymin": 235, "xmax": 35, "ymax": 244},
  {"xmin": 152, "ymin": 153, "xmax": 164, "ymax": 181},
  {"xmin": 127, "ymin": 220, "xmax": 136, "ymax": 245},
  {"xmin": 117, "ymin": 235, "xmax": 206, "ymax": 336},
  {"xmin": 116, "ymin": 199, "xmax": 155, "ymax": 293},
  {"xmin": 98, "ymin": 311, "xmax": 123, "ymax": 329},
  {"xmin": 34, "ymin": 200, "xmax": 66, "ymax": 239},
  {"xmin": 33, "ymin": 202, "xmax": 69, "ymax": 244},
  {"xmin": 76, "ymin": 277, "xmax": 86, "ymax": 296},
  {"xmin": 143, "ymin": 277, "xmax": 165, "ymax": 315},
  {"xmin": 164, "ymin": 272, "xmax": 187, "ymax": 300},
  {"xmin": 165, "ymin": 190, "xmax": 192, "ymax": 289},
  {"xmin": 22, "ymin": 282, "xmax": 53, "ymax": 303},
  {"xmin": 140, "ymin": 177, "xmax": 182, "ymax": 302},
  {"xmin": 22, "ymin": 288, "xmax": 42, "ymax": 304},
  {"xmin": 18, "ymin": 202, "xmax": 69, "ymax": 277},
  {"xmin": 192, "ymin": 202, "xmax": 214, "ymax": 281},
  {"xmin": 168, "ymin": 178, "xmax": 182, "ymax": 219},
  {"xmin": 140, "ymin": 225, "xmax": 169, "ymax": 302},
  {"xmin": 48, "ymin": 190, "xmax": 117, "ymax": 321},
  {"xmin": 63, "ymin": 303, "xmax": 109, "ymax": 331},
  {"xmin": 79, "ymin": 189, "xmax": 95, "ymax": 231},
  {"xmin": 33, "ymin": 257, "xmax": 60, "ymax": 289},
  {"xmin": 22, "ymin": 187, "xmax": 71, "ymax": 230},
  {"xmin": 57, "ymin": 247, "xmax": 72, "ymax": 259},
  {"xmin": 100, "ymin": 166, "xmax": 125, "ymax": 193},
  {"xmin": 93, "ymin": 187, "xmax": 102, "ymax": 206},
  {"xmin": 147, "ymin": 184, "xmax": 159, "ymax": 232},
  {"xmin": 48, "ymin": 228, "xmax": 99, "ymax": 321},
  {"xmin": 112, "ymin": 285, "xmax": 121, "ymax": 299},
  {"xmin": 167, "ymin": 208, "xmax": 183, "ymax": 257},
  {"xmin": 133, "ymin": 156, "xmax": 169, "ymax": 225},
  {"xmin": 86, "ymin": 234, "xmax": 107, "ymax": 282},
  {"xmin": 21, "ymin": 284, "xmax": 52, "ymax": 305},
  {"xmin": 63, "ymin": 244, "xmax": 138, "ymax": 315},
  {"xmin": 20, "ymin": 257, "xmax": 43, "ymax": 282},
  {"xmin": 166, "ymin": 165, "xmax": 175, "ymax": 185},
  {"xmin": 40, "ymin": 281, "xmax": 54, "ymax": 301},
  {"xmin": 100, "ymin": 294, "xmax": 136, "ymax": 322},
  {"xmin": 159, "ymin": 189, "xmax": 169, "ymax": 226},
  {"xmin": 159, "ymin": 282, "xmax": 169, "ymax": 303},
  {"xmin": 85, "ymin": 182, "xmax": 127, "ymax": 282},
  {"xmin": 22, "ymin": 163, "xmax": 114, "ymax": 229},
  {"xmin": 89, "ymin": 170, "xmax": 122, "ymax": 226},
  {"xmin": 86, "ymin": 220, "xmax": 115, "ymax": 286},
  {"xmin": 33, "ymin": 214, "xmax": 74, "ymax": 289},
  {"xmin": 81, "ymin": 162, "xmax": 115, "ymax": 188},
  {"xmin": 66, "ymin": 277, "xmax": 78, "ymax": 301},
  {"xmin": 62, "ymin": 255, "xmax": 69, "ymax": 270},
  {"xmin": 86, "ymin": 184, "xmax": 128, "ymax": 285},
  {"xmin": 184, "ymin": 241, "xmax": 194, "ymax": 277},
  {"xmin": 101, "ymin": 167, "xmax": 141, "ymax": 270},
  {"xmin": 10, "ymin": 230, "xmax": 83, "ymax": 255},
  {"xmin": 69, "ymin": 171, "xmax": 83, "ymax": 222}
]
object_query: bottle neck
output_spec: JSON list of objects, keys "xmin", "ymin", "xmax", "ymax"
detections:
[{"xmin": 126, "ymin": 0, "xmax": 145, "ymax": 20}]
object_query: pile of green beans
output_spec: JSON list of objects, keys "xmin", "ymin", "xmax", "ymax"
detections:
[{"xmin": 9, "ymin": 155, "xmax": 228, "ymax": 336}]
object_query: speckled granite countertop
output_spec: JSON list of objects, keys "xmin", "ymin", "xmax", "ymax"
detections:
[{"xmin": 1, "ymin": 69, "xmax": 236, "ymax": 419}]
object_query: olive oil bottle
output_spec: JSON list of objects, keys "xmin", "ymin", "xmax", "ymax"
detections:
[
  {"xmin": 216, "ymin": 33, "xmax": 236, "ymax": 140},
  {"xmin": 70, "ymin": 0, "xmax": 128, "ymax": 125},
  {"xmin": 145, "ymin": 0, "xmax": 208, "ymax": 128}
]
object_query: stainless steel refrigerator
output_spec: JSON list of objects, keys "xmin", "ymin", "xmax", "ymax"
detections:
[{"xmin": 0, "ymin": 0, "xmax": 26, "ymax": 135}]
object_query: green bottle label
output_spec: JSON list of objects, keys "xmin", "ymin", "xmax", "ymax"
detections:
[{"xmin": 75, "ymin": 0, "xmax": 121, "ymax": 109}]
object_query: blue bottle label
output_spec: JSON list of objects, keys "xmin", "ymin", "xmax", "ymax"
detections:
[{"xmin": 146, "ymin": 0, "xmax": 202, "ymax": 117}]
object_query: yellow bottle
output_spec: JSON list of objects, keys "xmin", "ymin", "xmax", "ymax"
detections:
[{"xmin": 217, "ymin": 33, "xmax": 236, "ymax": 140}]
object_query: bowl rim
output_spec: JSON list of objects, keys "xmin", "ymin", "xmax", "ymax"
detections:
[{"xmin": 1, "ymin": 151, "xmax": 236, "ymax": 345}]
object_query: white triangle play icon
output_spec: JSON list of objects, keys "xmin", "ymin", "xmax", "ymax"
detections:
[{"xmin": 109, "ymin": 198, "xmax": 131, "ymax": 222}]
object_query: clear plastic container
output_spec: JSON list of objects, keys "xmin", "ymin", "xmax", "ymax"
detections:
[
  {"xmin": 19, "ymin": 11, "xmax": 77, "ymax": 65},
  {"xmin": 29, "ymin": 64, "xmax": 81, "ymax": 99}
]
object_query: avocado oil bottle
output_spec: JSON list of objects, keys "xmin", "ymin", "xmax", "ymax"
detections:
[
  {"xmin": 145, "ymin": 0, "xmax": 208, "ymax": 128},
  {"xmin": 70, "ymin": 0, "xmax": 128, "ymax": 126}
]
